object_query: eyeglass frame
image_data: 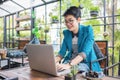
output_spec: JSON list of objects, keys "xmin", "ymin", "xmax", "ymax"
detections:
[{"xmin": 64, "ymin": 19, "xmax": 74, "ymax": 24}]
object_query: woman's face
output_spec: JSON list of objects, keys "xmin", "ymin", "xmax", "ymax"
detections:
[{"xmin": 64, "ymin": 15, "xmax": 80, "ymax": 32}]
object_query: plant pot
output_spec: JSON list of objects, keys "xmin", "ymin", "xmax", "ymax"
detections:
[
  {"xmin": 65, "ymin": 75, "xmax": 76, "ymax": 80},
  {"xmin": 103, "ymin": 31, "xmax": 109, "ymax": 37},
  {"xmin": 52, "ymin": 19, "xmax": 59, "ymax": 23},
  {"xmin": 44, "ymin": 30, "xmax": 49, "ymax": 33},
  {"xmin": 90, "ymin": 11, "xmax": 98, "ymax": 17}
]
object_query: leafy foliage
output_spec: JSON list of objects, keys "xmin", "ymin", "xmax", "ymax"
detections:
[
  {"xmin": 66, "ymin": 65, "xmax": 78, "ymax": 77},
  {"xmin": 90, "ymin": 6, "xmax": 100, "ymax": 11},
  {"xmin": 114, "ymin": 30, "xmax": 120, "ymax": 50},
  {"xmin": 0, "ymin": 18, "xmax": 3, "ymax": 43},
  {"xmin": 117, "ymin": 8, "xmax": 120, "ymax": 21},
  {"xmin": 32, "ymin": 26, "xmax": 40, "ymax": 38}
]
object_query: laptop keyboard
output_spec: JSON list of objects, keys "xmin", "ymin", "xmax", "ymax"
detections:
[
  {"xmin": 57, "ymin": 69, "xmax": 71, "ymax": 76},
  {"xmin": 57, "ymin": 69, "xmax": 65, "ymax": 72}
]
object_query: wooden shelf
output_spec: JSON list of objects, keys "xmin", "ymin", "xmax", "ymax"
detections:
[
  {"xmin": 16, "ymin": 27, "xmax": 31, "ymax": 31},
  {"xmin": 5, "ymin": 41, "xmax": 17, "ymax": 43},
  {"xmin": 16, "ymin": 15, "xmax": 31, "ymax": 21},
  {"xmin": 15, "ymin": 38, "xmax": 30, "ymax": 41},
  {"xmin": 15, "ymin": 15, "xmax": 31, "ymax": 49}
]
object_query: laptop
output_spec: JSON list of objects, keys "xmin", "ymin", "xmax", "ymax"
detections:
[{"xmin": 26, "ymin": 44, "xmax": 70, "ymax": 76}]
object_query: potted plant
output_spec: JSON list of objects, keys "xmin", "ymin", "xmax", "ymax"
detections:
[
  {"xmin": 32, "ymin": 26, "xmax": 40, "ymax": 38},
  {"xmin": 65, "ymin": 65, "xmax": 78, "ymax": 80},
  {"xmin": 103, "ymin": 31, "xmax": 109, "ymax": 38},
  {"xmin": 44, "ymin": 26, "xmax": 50, "ymax": 33},
  {"xmin": 23, "ymin": 23, "xmax": 30, "ymax": 29},
  {"xmin": 51, "ymin": 15, "xmax": 59, "ymax": 23},
  {"xmin": 90, "ymin": 6, "xmax": 100, "ymax": 17},
  {"xmin": 49, "ymin": 12, "xmax": 59, "ymax": 23}
]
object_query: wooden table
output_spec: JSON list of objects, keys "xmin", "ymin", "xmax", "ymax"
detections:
[
  {"xmin": 0, "ymin": 66, "xmax": 119, "ymax": 80},
  {"xmin": 0, "ymin": 66, "xmax": 64, "ymax": 80}
]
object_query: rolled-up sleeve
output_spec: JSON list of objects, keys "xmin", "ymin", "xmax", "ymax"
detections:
[{"xmin": 78, "ymin": 52, "xmax": 86, "ymax": 59}]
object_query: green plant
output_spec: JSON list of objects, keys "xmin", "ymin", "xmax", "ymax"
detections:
[
  {"xmin": 66, "ymin": 65, "xmax": 78, "ymax": 77},
  {"xmin": 49, "ymin": 12, "xmax": 59, "ymax": 23},
  {"xmin": 90, "ymin": 6, "xmax": 100, "ymax": 11},
  {"xmin": 32, "ymin": 26, "xmax": 40, "ymax": 38},
  {"xmin": 115, "ymin": 41, "xmax": 120, "ymax": 50},
  {"xmin": 52, "ymin": 15, "xmax": 58, "ymax": 20},
  {"xmin": 65, "ymin": 65, "xmax": 78, "ymax": 80},
  {"xmin": 44, "ymin": 26, "xmax": 50, "ymax": 33},
  {"xmin": 19, "ymin": 11, "xmax": 29, "ymax": 17},
  {"xmin": 117, "ymin": 8, "xmax": 120, "ymax": 21},
  {"xmin": 23, "ymin": 23, "xmax": 30, "ymax": 29},
  {"xmin": 71, "ymin": 65, "xmax": 78, "ymax": 75},
  {"xmin": 51, "ymin": 15, "xmax": 59, "ymax": 23},
  {"xmin": 39, "ymin": 28, "xmax": 45, "ymax": 40}
]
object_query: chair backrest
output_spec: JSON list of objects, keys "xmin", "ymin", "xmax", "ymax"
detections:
[
  {"xmin": 94, "ymin": 42, "xmax": 104, "ymax": 59},
  {"xmin": 95, "ymin": 40, "xmax": 108, "ymax": 69}
]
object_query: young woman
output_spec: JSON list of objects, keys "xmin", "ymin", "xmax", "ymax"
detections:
[{"xmin": 55, "ymin": 6, "xmax": 103, "ymax": 77}]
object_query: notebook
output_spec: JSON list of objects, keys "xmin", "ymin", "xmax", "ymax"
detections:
[{"xmin": 26, "ymin": 44, "xmax": 70, "ymax": 76}]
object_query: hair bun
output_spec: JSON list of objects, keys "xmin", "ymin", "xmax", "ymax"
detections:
[{"xmin": 79, "ymin": 4, "xmax": 84, "ymax": 9}]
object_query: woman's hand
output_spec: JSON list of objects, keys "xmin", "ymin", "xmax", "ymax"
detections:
[
  {"xmin": 56, "ymin": 63, "xmax": 71, "ymax": 71},
  {"xmin": 55, "ymin": 55, "xmax": 62, "ymax": 63}
]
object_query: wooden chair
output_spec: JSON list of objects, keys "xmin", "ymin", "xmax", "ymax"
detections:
[{"xmin": 91, "ymin": 40, "xmax": 108, "ymax": 74}]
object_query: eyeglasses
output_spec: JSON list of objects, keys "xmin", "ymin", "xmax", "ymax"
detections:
[{"xmin": 64, "ymin": 19, "xmax": 74, "ymax": 24}]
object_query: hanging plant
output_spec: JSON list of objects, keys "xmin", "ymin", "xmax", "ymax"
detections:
[
  {"xmin": 90, "ymin": 6, "xmax": 100, "ymax": 17},
  {"xmin": 51, "ymin": 15, "xmax": 59, "ymax": 23},
  {"xmin": 103, "ymin": 31, "xmax": 109, "ymax": 38},
  {"xmin": 49, "ymin": 13, "xmax": 59, "ymax": 23}
]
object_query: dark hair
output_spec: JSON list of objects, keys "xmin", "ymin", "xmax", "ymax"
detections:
[{"xmin": 63, "ymin": 6, "xmax": 81, "ymax": 19}]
